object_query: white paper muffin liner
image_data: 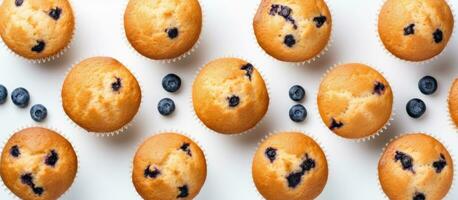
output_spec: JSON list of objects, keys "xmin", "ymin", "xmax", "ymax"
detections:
[
  {"xmin": 249, "ymin": 130, "xmax": 331, "ymax": 200},
  {"xmin": 189, "ymin": 55, "xmax": 272, "ymax": 136},
  {"xmin": 374, "ymin": 0, "xmax": 456, "ymax": 64},
  {"xmin": 129, "ymin": 130, "xmax": 209, "ymax": 199},
  {"xmin": 447, "ymin": 79, "xmax": 458, "ymax": 133},
  {"xmin": 314, "ymin": 62, "xmax": 395, "ymax": 142},
  {"xmin": 0, "ymin": 124, "xmax": 80, "ymax": 200},
  {"xmin": 250, "ymin": 0, "xmax": 334, "ymax": 65},
  {"xmin": 59, "ymin": 55, "xmax": 144, "ymax": 137},
  {"xmin": 376, "ymin": 132, "xmax": 456, "ymax": 200},
  {"xmin": 120, "ymin": 0, "xmax": 206, "ymax": 63},
  {"xmin": 0, "ymin": 0, "xmax": 77, "ymax": 64}
]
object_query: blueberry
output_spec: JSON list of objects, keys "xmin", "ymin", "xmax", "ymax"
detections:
[
  {"xmin": 265, "ymin": 147, "xmax": 277, "ymax": 163},
  {"xmin": 177, "ymin": 185, "xmax": 189, "ymax": 198},
  {"xmin": 395, "ymin": 151, "xmax": 414, "ymax": 172},
  {"xmin": 286, "ymin": 171, "xmax": 303, "ymax": 188},
  {"xmin": 166, "ymin": 27, "xmax": 179, "ymax": 39},
  {"xmin": 162, "ymin": 74, "xmax": 181, "ymax": 93},
  {"xmin": 279, "ymin": 6, "xmax": 292, "ymax": 18},
  {"xmin": 413, "ymin": 192, "xmax": 425, "ymax": 200},
  {"xmin": 111, "ymin": 77, "xmax": 122, "ymax": 92},
  {"xmin": 21, "ymin": 173, "xmax": 34, "ymax": 186},
  {"xmin": 157, "ymin": 98, "xmax": 175, "ymax": 116},
  {"xmin": 227, "ymin": 95, "xmax": 240, "ymax": 107},
  {"xmin": 313, "ymin": 15, "xmax": 327, "ymax": 28},
  {"xmin": 11, "ymin": 87, "xmax": 29, "ymax": 108},
  {"xmin": 418, "ymin": 76, "xmax": 437, "ymax": 95},
  {"xmin": 289, "ymin": 104, "xmax": 307, "ymax": 122},
  {"xmin": 373, "ymin": 81, "xmax": 386, "ymax": 95},
  {"xmin": 404, "ymin": 24, "xmax": 415, "ymax": 35},
  {"xmin": 300, "ymin": 154, "xmax": 316, "ymax": 172},
  {"xmin": 284, "ymin": 34, "xmax": 296, "ymax": 47},
  {"xmin": 433, "ymin": 29, "xmax": 443, "ymax": 43},
  {"xmin": 15, "ymin": 0, "xmax": 23, "ymax": 7},
  {"xmin": 44, "ymin": 150, "xmax": 58, "ymax": 166},
  {"xmin": 31, "ymin": 40, "xmax": 45, "ymax": 53},
  {"xmin": 0, "ymin": 84, "xmax": 7, "ymax": 104},
  {"xmin": 241, "ymin": 63, "xmax": 254, "ymax": 81},
  {"xmin": 180, "ymin": 143, "xmax": 192, "ymax": 156},
  {"xmin": 406, "ymin": 98, "xmax": 426, "ymax": 118},
  {"xmin": 30, "ymin": 104, "xmax": 47, "ymax": 122},
  {"xmin": 144, "ymin": 165, "xmax": 161, "ymax": 178},
  {"xmin": 10, "ymin": 145, "xmax": 20, "ymax": 157},
  {"xmin": 329, "ymin": 118, "xmax": 343, "ymax": 130},
  {"xmin": 433, "ymin": 154, "xmax": 447, "ymax": 173},
  {"xmin": 48, "ymin": 7, "xmax": 62, "ymax": 20},
  {"xmin": 32, "ymin": 187, "xmax": 44, "ymax": 196},
  {"xmin": 289, "ymin": 85, "xmax": 305, "ymax": 102}
]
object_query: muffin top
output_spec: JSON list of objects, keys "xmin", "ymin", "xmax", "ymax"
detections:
[
  {"xmin": 192, "ymin": 58, "xmax": 269, "ymax": 134},
  {"xmin": 0, "ymin": 0, "xmax": 75, "ymax": 59},
  {"xmin": 378, "ymin": 0, "xmax": 454, "ymax": 62},
  {"xmin": 132, "ymin": 133, "xmax": 207, "ymax": 200},
  {"xmin": 61, "ymin": 57, "xmax": 141, "ymax": 133},
  {"xmin": 252, "ymin": 132, "xmax": 328, "ymax": 200},
  {"xmin": 253, "ymin": 0, "xmax": 332, "ymax": 62},
  {"xmin": 317, "ymin": 63, "xmax": 393, "ymax": 139},
  {"xmin": 378, "ymin": 133, "xmax": 453, "ymax": 200},
  {"xmin": 124, "ymin": 0, "xmax": 202, "ymax": 60},
  {"xmin": 448, "ymin": 78, "xmax": 458, "ymax": 128},
  {"xmin": 0, "ymin": 127, "xmax": 78, "ymax": 200}
]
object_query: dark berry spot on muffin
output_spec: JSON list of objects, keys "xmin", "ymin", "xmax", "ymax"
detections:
[
  {"xmin": 144, "ymin": 165, "xmax": 161, "ymax": 178},
  {"xmin": 433, "ymin": 29, "xmax": 443, "ymax": 43},
  {"xmin": 329, "ymin": 118, "xmax": 343, "ymax": 130},
  {"xmin": 373, "ymin": 81, "xmax": 386, "ymax": 95},
  {"xmin": 20, "ymin": 173, "xmax": 44, "ymax": 196},
  {"xmin": 313, "ymin": 15, "xmax": 327, "ymax": 28},
  {"xmin": 10, "ymin": 145, "xmax": 20, "ymax": 157},
  {"xmin": 31, "ymin": 40, "xmax": 45, "ymax": 53},
  {"xmin": 48, "ymin": 7, "xmax": 62, "ymax": 20},
  {"xmin": 180, "ymin": 143, "xmax": 192, "ymax": 156},
  {"xmin": 413, "ymin": 192, "xmax": 425, "ymax": 200},
  {"xmin": 227, "ymin": 95, "xmax": 240, "ymax": 107},
  {"xmin": 15, "ymin": 0, "xmax": 24, "ymax": 7},
  {"xmin": 394, "ymin": 151, "xmax": 414, "ymax": 173},
  {"xmin": 241, "ymin": 63, "xmax": 254, "ymax": 81},
  {"xmin": 111, "ymin": 77, "xmax": 122, "ymax": 92},
  {"xmin": 284, "ymin": 34, "xmax": 296, "ymax": 47},
  {"xmin": 177, "ymin": 185, "xmax": 189, "ymax": 198},
  {"xmin": 33, "ymin": 187, "xmax": 44, "ymax": 195},
  {"xmin": 269, "ymin": 4, "xmax": 297, "ymax": 29},
  {"xmin": 45, "ymin": 150, "xmax": 59, "ymax": 167},
  {"xmin": 404, "ymin": 24, "xmax": 415, "ymax": 35},
  {"xmin": 166, "ymin": 27, "xmax": 179, "ymax": 39},
  {"xmin": 265, "ymin": 147, "xmax": 277, "ymax": 163},
  {"xmin": 286, "ymin": 154, "xmax": 316, "ymax": 188},
  {"xmin": 433, "ymin": 154, "xmax": 447, "ymax": 173},
  {"xmin": 286, "ymin": 171, "xmax": 303, "ymax": 188},
  {"xmin": 300, "ymin": 154, "xmax": 316, "ymax": 172}
]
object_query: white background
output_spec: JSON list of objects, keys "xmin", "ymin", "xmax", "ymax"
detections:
[{"xmin": 1, "ymin": 0, "xmax": 458, "ymax": 199}]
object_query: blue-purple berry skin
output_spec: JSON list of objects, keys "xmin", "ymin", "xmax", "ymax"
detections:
[
  {"xmin": 30, "ymin": 104, "xmax": 47, "ymax": 122},
  {"xmin": 11, "ymin": 87, "xmax": 30, "ymax": 108},
  {"xmin": 406, "ymin": 98, "xmax": 426, "ymax": 118},
  {"xmin": 162, "ymin": 74, "xmax": 181, "ymax": 93},
  {"xmin": 418, "ymin": 76, "xmax": 437, "ymax": 95},
  {"xmin": 289, "ymin": 104, "xmax": 307, "ymax": 122},
  {"xmin": 0, "ymin": 85, "xmax": 7, "ymax": 104},
  {"xmin": 158, "ymin": 98, "xmax": 175, "ymax": 116},
  {"xmin": 289, "ymin": 85, "xmax": 305, "ymax": 102}
]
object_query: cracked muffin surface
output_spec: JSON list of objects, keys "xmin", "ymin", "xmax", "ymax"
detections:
[
  {"xmin": 0, "ymin": 127, "xmax": 77, "ymax": 200},
  {"xmin": 252, "ymin": 132, "xmax": 328, "ymax": 200},
  {"xmin": 317, "ymin": 63, "xmax": 393, "ymax": 139},
  {"xmin": 61, "ymin": 57, "xmax": 141, "ymax": 133},
  {"xmin": 124, "ymin": 0, "xmax": 202, "ymax": 60},
  {"xmin": 378, "ymin": 133, "xmax": 453, "ymax": 200},
  {"xmin": 192, "ymin": 58, "xmax": 269, "ymax": 134},
  {"xmin": 132, "ymin": 133, "xmax": 207, "ymax": 200},
  {"xmin": 378, "ymin": 0, "xmax": 454, "ymax": 61},
  {"xmin": 253, "ymin": 0, "xmax": 332, "ymax": 62},
  {"xmin": 0, "ymin": 0, "xmax": 75, "ymax": 59}
]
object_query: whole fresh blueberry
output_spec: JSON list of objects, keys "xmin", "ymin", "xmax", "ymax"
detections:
[
  {"xmin": 30, "ymin": 104, "xmax": 47, "ymax": 122},
  {"xmin": 0, "ymin": 85, "xmax": 7, "ymax": 104},
  {"xmin": 11, "ymin": 87, "xmax": 30, "ymax": 108},
  {"xmin": 406, "ymin": 98, "xmax": 426, "ymax": 118},
  {"xmin": 418, "ymin": 76, "xmax": 437, "ymax": 95},
  {"xmin": 162, "ymin": 74, "xmax": 181, "ymax": 93},
  {"xmin": 289, "ymin": 85, "xmax": 305, "ymax": 102},
  {"xmin": 289, "ymin": 104, "xmax": 307, "ymax": 122},
  {"xmin": 158, "ymin": 98, "xmax": 175, "ymax": 116}
]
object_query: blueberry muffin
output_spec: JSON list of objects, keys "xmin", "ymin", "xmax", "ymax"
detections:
[
  {"xmin": 378, "ymin": 0, "xmax": 454, "ymax": 62},
  {"xmin": 124, "ymin": 0, "xmax": 202, "ymax": 60},
  {"xmin": 0, "ymin": 127, "xmax": 78, "ymax": 200},
  {"xmin": 252, "ymin": 131, "xmax": 328, "ymax": 200},
  {"xmin": 253, "ymin": 0, "xmax": 332, "ymax": 62},
  {"xmin": 132, "ymin": 133, "xmax": 207, "ymax": 200},
  {"xmin": 0, "ymin": 0, "xmax": 75, "ymax": 60},
  {"xmin": 61, "ymin": 57, "xmax": 141, "ymax": 133},
  {"xmin": 192, "ymin": 58, "xmax": 269, "ymax": 134},
  {"xmin": 448, "ymin": 78, "xmax": 458, "ymax": 128},
  {"xmin": 317, "ymin": 63, "xmax": 393, "ymax": 139},
  {"xmin": 379, "ymin": 133, "xmax": 453, "ymax": 200}
]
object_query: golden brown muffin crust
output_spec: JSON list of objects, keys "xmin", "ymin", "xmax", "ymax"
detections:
[
  {"xmin": 61, "ymin": 57, "xmax": 142, "ymax": 133},
  {"xmin": 132, "ymin": 133, "xmax": 207, "ymax": 200},
  {"xmin": 252, "ymin": 132, "xmax": 328, "ymax": 200},
  {"xmin": 0, "ymin": 0, "xmax": 75, "ymax": 59},
  {"xmin": 448, "ymin": 79, "xmax": 458, "ymax": 128},
  {"xmin": 0, "ymin": 127, "xmax": 77, "ymax": 200},
  {"xmin": 378, "ymin": 133, "xmax": 453, "ymax": 200},
  {"xmin": 192, "ymin": 58, "xmax": 269, "ymax": 134}
]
